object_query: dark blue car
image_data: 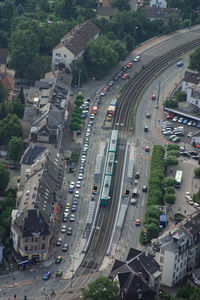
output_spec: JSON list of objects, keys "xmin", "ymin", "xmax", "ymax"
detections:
[{"xmin": 43, "ymin": 272, "xmax": 51, "ymax": 280}]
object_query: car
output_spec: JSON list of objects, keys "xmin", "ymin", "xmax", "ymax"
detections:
[
  {"xmin": 194, "ymin": 202, "xmax": 200, "ymax": 208},
  {"xmin": 114, "ymin": 74, "xmax": 120, "ymax": 81},
  {"xmin": 73, "ymin": 199, "xmax": 78, "ymax": 205},
  {"xmin": 163, "ymin": 131, "xmax": 173, "ymax": 136},
  {"xmin": 172, "ymin": 116, "xmax": 178, "ymax": 122},
  {"xmin": 85, "ymin": 132, "xmax": 91, "ymax": 137},
  {"xmin": 78, "ymin": 173, "xmax": 83, "ymax": 180},
  {"xmin": 144, "ymin": 126, "xmax": 148, "ymax": 132},
  {"xmin": 76, "ymin": 181, "xmax": 81, "ymax": 188},
  {"xmin": 178, "ymin": 117, "xmax": 184, "ymax": 123},
  {"xmin": 100, "ymin": 91, "xmax": 107, "ymax": 96},
  {"xmin": 71, "ymin": 205, "xmax": 77, "ymax": 212},
  {"xmin": 145, "ymin": 146, "xmax": 150, "ymax": 152},
  {"xmin": 63, "ymin": 215, "xmax": 68, "ymax": 222},
  {"xmin": 182, "ymin": 151, "xmax": 191, "ymax": 157},
  {"xmin": 166, "ymin": 113, "xmax": 175, "ymax": 119},
  {"xmin": 108, "ymin": 80, "xmax": 114, "ymax": 86},
  {"xmin": 177, "ymin": 61, "xmax": 184, "ymax": 67},
  {"xmin": 135, "ymin": 219, "xmax": 141, "ymax": 226},
  {"xmin": 79, "ymin": 167, "xmax": 84, "ymax": 174},
  {"xmin": 189, "ymin": 151, "xmax": 198, "ymax": 156},
  {"xmin": 192, "ymin": 121, "xmax": 197, "ymax": 127},
  {"xmin": 89, "ymin": 120, "xmax": 94, "ymax": 126},
  {"xmin": 104, "ymin": 85, "xmax": 109, "ymax": 91},
  {"xmin": 43, "ymin": 272, "xmax": 51, "ymax": 280},
  {"xmin": 142, "ymin": 185, "xmax": 147, "ymax": 192},
  {"xmin": 121, "ymin": 73, "xmax": 129, "ymax": 79},
  {"xmin": 135, "ymin": 172, "xmax": 140, "ymax": 179},
  {"xmin": 55, "ymin": 256, "xmax": 62, "ymax": 264},
  {"xmin": 172, "ymin": 137, "xmax": 180, "ymax": 142},
  {"xmin": 122, "ymin": 66, "xmax": 127, "ymax": 72},
  {"xmin": 197, "ymin": 122, "xmax": 200, "ymax": 128},
  {"xmin": 183, "ymin": 118, "xmax": 189, "ymax": 124},
  {"xmin": 70, "ymin": 214, "xmax": 75, "ymax": 222},
  {"xmin": 87, "ymin": 98, "xmax": 91, "ymax": 103},
  {"xmin": 127, "ymin": 62, "xmax": 133, "ymax": 68},
  {"xmin": 192, "ymin": 155, "xmax": 199, "ymax": 160},
  {"xmin": 146, "ymin": 113, "xmax": 151, "ymax": 118},
  {"xmin": 74, "ymin": 191, "xmax": 80, "ymax": 198},
  {"xmin": 187, "ymin": 199, "xmax": 194, "ymax": 205},
  {"xmin": 62, "ymin": 244, "xmax": 69, "ymax": 252},
  {"xmin": 61, "ymin": 225, "xmax": 67, "ymax": 233},
  {"xmin": 64, "ymin": 208, "xmax": 69, "ymax": 215},
  {"xmin": 169, "ymin": 135, "xmax": 177, "ymax": 140},
  {"xmin": 133, "ymin": 56, "xmax": 140, "ymax": 62},
  {"xmin": 90, "ymin": 114, "xmax": 95, "ymax": 120},
  {"xmin": 188, "ymin": 120, "xmax": 193, "ymax": 126},
  {"xmin": 175, "ymin": 132, "xmax": 184, "ymax": 136},
  {"xmin": 56, "ymin": 238, "xmax": 62, "ymax": 247},
  {"xmin": 151, "ymin": 94, "xmax": 156, "ymax": 100},
  {"xmin": 65, "ymin": 203, "xmax": 70, "ymax": 209},
  {"xmin": 67, "ymin": 227, "xmax": 72, "ymax": 235}
]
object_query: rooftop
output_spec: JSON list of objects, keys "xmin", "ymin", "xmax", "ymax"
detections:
[
  {"xmin": 21, "ymin": 145, "xmax": 46, "ymax": 165},
  {"xmin": 97, "ymin": 6, "xmax": 118, "ymax": 17},
  {"xmin": 0, "ymin": 48, "xmax": 8, "ymax": 65},
  {"xmin": 54, "ymin": 20, "xmax": 100, "ymax": 56},
  {"xmin": 143, "ymin": 6, "xmax": 182, "ymax": 19},
  {"xmin": 183, "ymin": 71, "xmax": 200, "ymax": 85}
]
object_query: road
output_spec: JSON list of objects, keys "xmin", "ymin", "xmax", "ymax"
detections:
[{"xmin": 1, "ymin": 26, "xmax": 200, "ymax": 300}]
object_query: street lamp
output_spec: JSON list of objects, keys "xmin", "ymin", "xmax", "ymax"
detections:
[{"xmin": 133, "ymin": 26, "xmax": 138, "ymax": 48}]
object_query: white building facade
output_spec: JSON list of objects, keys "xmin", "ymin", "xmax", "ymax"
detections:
[{"xmin": 150, "ymin": 0, "xmax": 167, "ymax": 8}]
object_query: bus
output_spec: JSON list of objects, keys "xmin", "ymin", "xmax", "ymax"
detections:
[{"xmin": 175, "ymin": 170, "xmax": 183, "ymax": 188}]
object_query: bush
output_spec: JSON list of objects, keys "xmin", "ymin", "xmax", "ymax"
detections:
[
  {"xmin": 166, "ymin": 150, "xmax": 180, "ymax": 157},
  {"xmin": 164, "ymin": 98, "xmax": 178, "ymax": 108},
  {"xmin": 194, "ymin": 167, "xmax": 200, "ymax": 178},
  {"xmin": 165, "ymin": 156, "xmax": 178, "ymax": 166},
  {"xmin": 167, "ymin": 144, "xmax": 180, "ymax": 151},
  {"xmin": 166, "ymin": 186, "xmax": 175, "ymax": 194},
  {"xmin": 175, "ymin": 91, "xmax": 186, "ymax": 102},
  {"xmin": 163, "ymin": 177, "xmax": 176, "ymax": 187}
]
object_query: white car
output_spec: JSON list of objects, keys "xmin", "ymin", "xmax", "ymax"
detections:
[
  {"xmin": 178, "ymin": 117, "xmax": 183, "ymax": 123},
  {"xmin": 78, "ymin": 174, "xmax": 83, "ymax": 180},
  {"xmin": 75, "ymin": 191, "xmax": 80, "ymax": 198},
  {"xmin": 64, "ymin": 208, "xmax": 69, "ymax": 214},
  {"xmin": 70, "ymin": 214, "xmax": 75, "ymax": 222},
  {"xmin": 187, "ymin": 120, "xmax": 193, "ymax": 126},
  {"xmin": 85, "ymin": 132, "xmax": 91, "ymax": 137},
  {"xmin": 172, "ymin": 116, "xmax": 178, "ymax": 122},
  {"xmin": 76, "ymin": 181, "xmax": 81, "ymax": 188},
  {"xmin": 133, "ymin": 55, "xmax": 140, "ymax": 62},
  {"xmin": 70, "ymin": 181, "xmax": 75, "ymax": 188},
  {"xmin": 90, "ymin": 114, "xmax": 95, "ymax": 120},
  {"xmin": 61, "ymin": 225, "xmax": 67, "ymax": 233},
  {"xmin": 194, "ymin": 203, "xmax": 200, "ymax": 208}
]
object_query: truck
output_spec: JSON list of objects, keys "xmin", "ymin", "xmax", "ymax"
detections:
[
  {"xmin": 92, "ymin": 105, "xmax": 98, "ymax": 114},
  {"xmin": 107, "ymin": 98, "xmax": 117, "ymax": 121}
]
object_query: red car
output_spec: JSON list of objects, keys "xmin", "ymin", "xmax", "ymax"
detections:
[
  {"xmin": 104, "ymin": 85, "xmax": 109, "ymax": 91},
  {"xmin": 166, "ymin": 113, "xmax": 174, "ymax": 119},
  {"xmin": 135, "ymin": 219, "xmax": 141, "ymax": 226},
  {"xmin": 151, "ymin": 94, "xmax": 156, "ymax": 100},
  {"xmin": 121, "ymin": 73, "xmax": 129, "ymax": 79},
  {"xmin": 127, "ymin": 62, "xmax": 133, "ymax": 68}
]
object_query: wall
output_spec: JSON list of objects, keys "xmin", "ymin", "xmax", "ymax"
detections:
[
  {"xmin": 52, "ymin": 46, "xmax": 75, "ymax": 69},
  {"xmin": 187, "ymin": 88, "xmax": 200, "ymax": 109}
]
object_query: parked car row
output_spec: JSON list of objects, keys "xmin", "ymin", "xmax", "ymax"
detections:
[{"xmin": 166, "ymin": 112, "xmax": 200, "ymax": 128}]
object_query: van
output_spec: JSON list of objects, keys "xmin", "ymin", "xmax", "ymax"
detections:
[{"xmin": 132, "ymin": 188, "xmax": 138, "ymax": 198}]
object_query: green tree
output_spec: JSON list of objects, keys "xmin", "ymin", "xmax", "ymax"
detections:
[
  {"xmin": 70, "ymin": 122, "xmax": 81, "ymax": 132},
  {"xmin": 166, "ymin": 186, "xmax": 176, "ymax": 194},
  {"xmin": 18, "ymin": 86, "xmax": 25, "ymax": 103},
  {"xmin": 144, "ymin": 223, "xmax": 160, "ymax": 241},
  {"xmin": 167, "ymin": 150, "xmax": 180, "ymax": 157},
  {"xmin": 0, "ymin": 114, "xmax": 22, "ymax": 145},
  {"xmin": 55, "ymin": 0, "xmax": 76, "ymax": 19},
  {"xmin": 189, "ymin": 46, "xmax": 200, "ymax": 73},
  {"xmin": 112, "ymin": 0, "xmax": 131, "ymax": 11},
  {"xmin": 167, "ymin": 144, "xmax": 180, "ymax": 151},
  {"xmin": 163, "ymin": 177, "xmax": 176, "ymax": 187},
  {"xmin": 175, "ymin": 91, "xmax": 186, "ymax": 102},
  {"xmin": 10, "ymin": 28, "xmax": 39, "ymax": 75},
  {"xmin": 164, "ymin": 193, "xmax": 176, "ymax": 205},
  {"xmin": 12, "ymin": 98, "xmax": 25, "ymax": 118},
  {"xmin": 112, "ymin": 40, "xmax": 128, "ymax": 60},
  {"xmin": 75, "ymin": 99, "xmax": 84, "ymax": 107},
  {"xmin": 0, "ymin": 81, "xmax": 8, "ymax": 102},
  {"xmin": 124, "ymin": 33, "xmax": 134, "ymax": 51},
  {"xmin": 83, "ymin": 276, "xmax": 119, "ymax": 300},
  {"xmin": 165, "ymin": 156, "xmax": 178, "ymax": 166},
  {"xmin": 194, "ymin": 167, "xmax": 200, "ymax": 177},
  {"xmin": 8, "ymin": 136, "xmax": 24, "ymax": 162},
  {"xmin": 0, "ymin": 163, "xmax": 10, "ymax": 196},
  {"xmin": 70, "ymin": 58, "xmax": 88, "ymax": 86}
]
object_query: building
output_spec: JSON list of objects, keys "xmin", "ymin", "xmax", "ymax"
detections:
[
  {"xmin": 11, "ymin": 151, "xmax": 64, "ymax": 262},
  {"xmin": 20, "ymin": 145, "xmax": 46, "ymax": 186},
  {"xmin": 143, "ymin": 7, "xmax": 181, "ymax": 21},
  {"xmin": 0, "ymin": 48, "xmax": 8, "ymax": 74},
  {"xmin": 110, "ymin": 248, "xmax": 161, "ymax": 299},
  {"xmin": 52, "ymin": 20, "xmax": 100, "ymax": 70},
  {"xmin": 97, "ymin": 6, "xmax": 118, "ymax": 20},
  {"xmin": 150, "ymin": 0, "xmax": 167, "ymax": 8},
  {"xmin": 0, "ymin": 241, "xmax": 4, "ymax": 263},
  {"xmin": 191, "ymin": 131, "xmax": 200, "ymax": 147},
  {"xmin": 152, "ymin": 212, "xmax": 200, "ymax": 287},
  {"xmin": 186, "ymin": 85, "xmax": 200, "ymax": 110},
  {"xmin": 1, "ymin": 75, "xmax": 15, "ymax": 102},
  {"xmin": 182, "ymin": 71, "xmax": 200, "ymax": 93},
  {"xmin": 96, "ymin": 0, "xmax": 112, "ymax": 7}
]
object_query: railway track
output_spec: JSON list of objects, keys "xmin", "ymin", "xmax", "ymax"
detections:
[{"xmin": 55, "ymin": 36, "xmax": 200, "ymax": 299}]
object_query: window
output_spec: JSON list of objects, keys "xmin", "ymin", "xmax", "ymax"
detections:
[
  {"xmin": 173, "ymin": 272, "xmax": 176, "ymax": 278},
  {"xmin": 160, "ymin": 256, "xmax": 164, "ymax": 263},
  {"xmin": 56, "ymin": 53, "xmax": 61, "ymax": 57},
  {"xmin": 34, "ymin": 245, "xmax": 37, "ymax": 250},
  {"xmin": 174, "ymin": 264, "xmax": 176, "ymax": 269},
  {"xmin": 25, "ymin": 238, "xmax": 29, "ymax": 242},
  {"xmin": 42, "ymin": 243, "xmax": 45, "ymax": 249},
  {"xmin": 43, "ymin": 236, "xmax": 45, "ymax": 240},
  {"xmin": 32, "ymin": 237, "xmax": 34, "ymax": 242},
  {"xmin": 180, "ymin": 263, "xmax": 182, "ymax": 268},
  {"xmin": 35, "ymin": 238, "xmax": 38, "ymax": 242},
  {"xmin": 160, "ymin": 266, "xmax": 163, "ymax": 272},
  {"xmin": 161, "ymin": 249, "xmax": 165, "ymax": 255},
  {"xmin": 25, "ymin": 246, "xmax": 27, "ymax": 251},
  {"xmin": 64, "ymin": 54, "xmax": 66, "ymax": 58}
]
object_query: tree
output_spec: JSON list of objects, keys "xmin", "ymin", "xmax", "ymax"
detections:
[
  {"xmin": 8, "ymin": 136, "xmax": 24, "ymax": 162},
  {"xmin": 164, "ymin": 193, "xmax": 176, "ymax": 205},
  {"xmin": 194, "ymin": 167, "xmax": 200, "ymax": 178},
  {"xmin": 16, "ymin": 4, "xmax": 24, "ymax": 15},
  {"xmin": 167, "ymin": 144, "xmax": 180, "ymax": 151},
  {"xmin": 144, "ymin": 223, "xmax": 160, "ymax": 241},
  {"xmin": 18, "ymin": 86, "xmax": 25, "ymax": 103},
  {"xmin": 166, "ymin": 186, "xmax": 176, "ymax": 194},
  {"xmin": 167, "ymin": 150, "xmax": 180, "ymax": 157},
  {"xmin": 189, "ymin": 46, "xmax": 200, "ymax": 73},
  {"xmin": 12, "ymin": 98, "xmax": 25, "ymax": 118},
  {"xmin": 163, "ymin": 177, "xmax": 176, "ymax": 187},
  {"xmin": 112, "ymin": 0, "xmax": 131, "ymax": 11},
  {"xmin": 0, "ymin": 163, "xmax": 10, "ymax": 196},
  {"xmin": 112, "ymin": 40, "xmax": 128, "ymax": 60},
  {"xmin": 0, "ymin": 81, "xmax": 8, "ymax": 102},
  {"xmin": 55, "ymin": 0, "xmax": 76, "ymax": 19},
  {"xmin": 10, "ymin": 28, "xmax": 39, "ymax": 75},
  {"xmin": 175, "ymin": 91, "xmax": 186, "ymax": 102},
  {"xmin": 70, "ymin": 58, "xmax": 88, "ymax": 86},
  {"xmin": 0, "ymin": 114, "xmax": 22, "ymax": 145},
  {"xmin": 165, "ymin": 156, "xmax": 178, "ymax": 166},
  {"xmin": 70, "ymin": 122, "xmax": 81, "ymax": 132},
  {"xmin": 83, "ymin": 276, "xmax": 119, "ymax": 300},
  {"xmin": 124, "ymin": 33, "xmax": 134, "ymax": 51}
]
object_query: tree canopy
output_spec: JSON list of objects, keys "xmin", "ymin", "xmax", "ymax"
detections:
[
  {"xmin": 189, "ymin": 46, "xmax": 200, "ymax": 73},
  {"xmin": 0, "ymin": 163, "xmax": 10, "ymax": 196},
  {"xmin": 83, "ymin": 276, "xmax": 119, "ymax": 300}
]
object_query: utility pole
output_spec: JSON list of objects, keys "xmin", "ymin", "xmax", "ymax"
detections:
[{"xmin": 133, "ymin": 26, "xmax": 138, "ymax": 48}]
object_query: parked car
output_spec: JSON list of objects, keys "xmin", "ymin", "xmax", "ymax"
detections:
[
  {"xmin": 177, "ymin": 61, "xmax": 184, "ymax": 67},
  {"xmin": 133, "ymin": 56, "xmax": 140, "ymax": 62},
  {"xmin": 67, "ymin": 227, "xmax": 72, "ymax": 235},
  {"xmin": 135, "ymin": 218, "xmax": 141, "ymax": 226},
  {"xmin": 55, "ymin": 256, "xmax": 62, "ymax": 264},
  {"xmin": 70, "ymin": 214, "xmax": 75, "ymax": 222},
  {"xmin": 172, "ymin": 116, "xmax": 178, "ymax": 122},
  {"xmin": 145, "ymin": 146, "xmax": 150, "ymax": 152},
  {"xmin": 183, "ymin": 118, "xmax": 189, "ymax": 124},
  {"xmin": 62, "ymin": 244, "xmax": 69, "ymax": 252},
  {"xmin": 56, "ymin": 238, "xmax": 62, "ymax": 246},
  {"xmin": 172, "ymin": 137, "xmax": 180, "ymax": 142},
  {"xmin": 188, "ymin": 120, "xmax": 193, "ymax": 126},
  {"xmin": 61, "ymin": 225, "xmax": 67, "ymax": 233},
  {"xmin": 43, "ymin": 272, "xmax": 51, "ymax": 280}
]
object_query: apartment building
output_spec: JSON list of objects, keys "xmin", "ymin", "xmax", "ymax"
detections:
[
  {"xmin": 152, "ymin": 212, "xmax": 200, "ymax": 287},
  {"xmin": 11, "ymin": 150, "xmax": 64, "ymax": 262}
]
